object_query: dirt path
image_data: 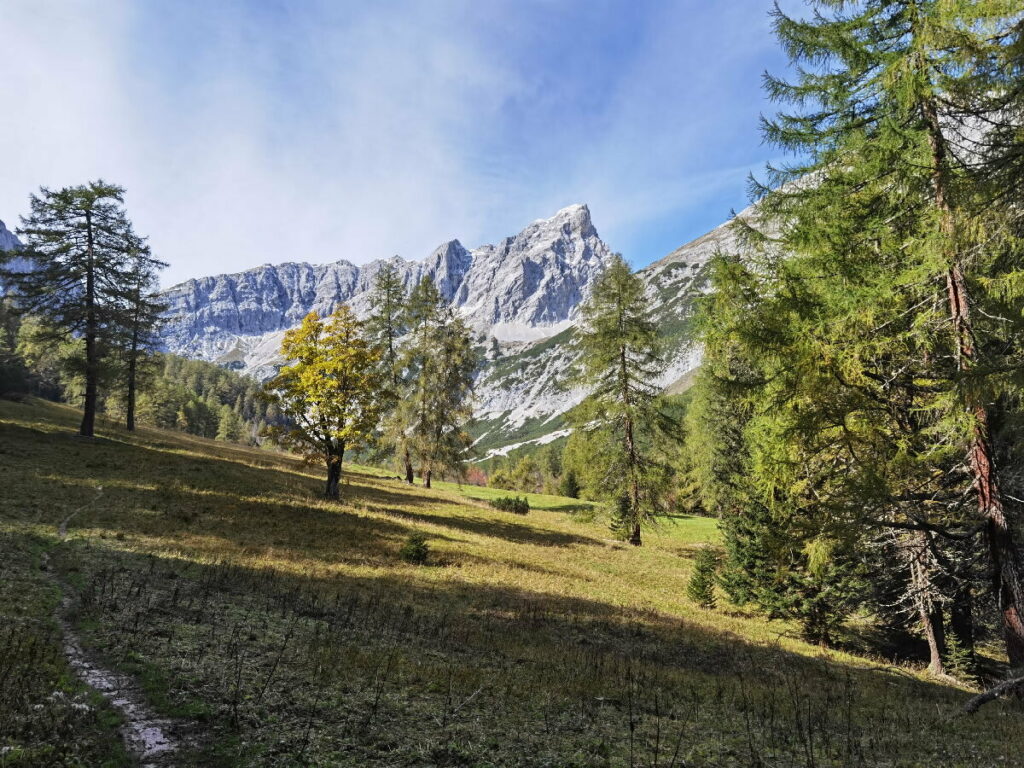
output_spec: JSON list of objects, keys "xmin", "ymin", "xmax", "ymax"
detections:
[{"xmin": 42, "ymin": 551, "xmax": 186, "ymax": 767}]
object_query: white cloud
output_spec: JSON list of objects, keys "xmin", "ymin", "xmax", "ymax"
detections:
[{"xmin": 0, "ymin": 1, "xmax": 782, "ymax": 286}]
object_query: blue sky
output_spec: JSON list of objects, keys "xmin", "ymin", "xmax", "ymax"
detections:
[{"xmin": 0, "ymin": 1, "xmax": 792, "ymax": 287}]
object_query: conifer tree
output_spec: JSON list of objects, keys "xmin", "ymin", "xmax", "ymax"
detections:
[
  {"xmin": 395, "ymin": 277, "xmax": 477, "ymax": 488},
  {"xmin": 695, "ymin": 1, "xmax": 1024, "ymax": 661},
  {"xmin": 1, "ymin": 181, "xmax": 141, "ymax": 437},
  {"xmin": 365, "ymin": 261, "xmax": 410, "ymax": 476},
  {"xmin": 559, "ymin": 469, "xmax": 580, "ymax": 499},
  {"xmin": 364, "ymin": 260, "xmax": 406, "ymax": 387},
  {"xmin": 571, "ymin": 254, "xmax": 674, "ymax": 546},
  {"xmin": 264, "ymin": 307, "xmax": 384, "ymax": 498},
  {"xmin": 115, "ymin": 234, "xmax": 167, "ymax": 431}
]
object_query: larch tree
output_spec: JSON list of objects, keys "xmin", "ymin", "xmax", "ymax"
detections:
[
  {"xmin": 694, "ymin": 0, "xmax": 1024, "ymax": 662},
  {"xmin": 263, "ymin": 306, "xmax": 384, "ymax": 499},
  {"xmin": 570, "ymin": 253, "xmax": 674, "ymax": 546},
  {"xmin": 0, "ymin": 181, "xmax": 142, "ymax": 437},
  {"xmin": 115, "ymin": 233, "xmax": 167, "ymax": 431},
  {"xmin": 364, "ymin": 261, "xmax": 412, "ymax": 480},
  {"xmin": 395, "ymin": 277, "xmax": 477, "ymax": 488}
]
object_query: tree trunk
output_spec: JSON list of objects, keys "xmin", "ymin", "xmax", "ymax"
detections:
[
  {"xmin": 80, "ymin": 209, "xmax": 97, "ymax": 438},
  {"xmin": 923, "ymin": 96, "xmax": 1024, "ymax": 666},
  {"xmin": 629, "ymin": 522, "xmax": 641, "ymax": 547},
  {"xmin": 126, "ymin": 300, "xmax": 141, "ymax": 431},
  {"xmin": 126, "ymin": 351, "xmax": 137, "ymax": 431},
  {"xmin": 404, "ymin": 445, "xmax": 414, "ymax": 484},
  {"xmin": 325, "ymin": 444, "xmax": 344, "ymax": 499},
  {"xmin": 921, "ymin": 605, "xmax": 946, "ymax": 676},
  {"xmin": 620, "ymin": 343, "xmax": 642, "ymax": 547},
  {"xmin": 910, "ymin": 530, "xmax": 946, "ymax": 674},
  {"xmin": 424, "ymin": 469, "xmax": 432, "ymax": 489}
]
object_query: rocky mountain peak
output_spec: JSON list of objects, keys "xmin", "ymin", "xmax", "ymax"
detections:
[
  {"xmin": 0, "ymin": 219, "xmax": 21, "ymax": 251},
  {"xmin": 159, "ymin": 204, "xmax": 615, "ymax": 375}
]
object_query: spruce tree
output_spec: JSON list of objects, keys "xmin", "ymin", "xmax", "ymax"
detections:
[
  {"xmin": 571, "ymin": 254, "xmax": 674, "ymax": 546},
  {"xmin": 1, "ymin": 182, "xmax": 141, "ymax": 437},
  {"xmin": 687, "ymin": 547, "xmax": 720, "ymax": 610}
]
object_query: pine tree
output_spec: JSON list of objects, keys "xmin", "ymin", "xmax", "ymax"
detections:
[
  {"xmin": 1, "ymin": 181, "xmax": 141, "ymax": 437},
  {"xmin": 264, "ymin": 307, "xmax": 384, "ymax": 498},
  {"xmin": 570, "ymin": 254, "xmax": 674, "ymax": 546}
]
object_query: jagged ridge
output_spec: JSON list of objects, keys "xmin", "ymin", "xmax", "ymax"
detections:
[{"xmin": 160, "ymin": 204, "xmax": 612, "ymax": 378}]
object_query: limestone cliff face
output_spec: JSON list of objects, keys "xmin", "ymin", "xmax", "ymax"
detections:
[{"xmin": 160, "ymin": 204, "xmax": 613, "ymax": 375}]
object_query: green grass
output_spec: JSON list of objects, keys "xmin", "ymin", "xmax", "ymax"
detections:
[{"xmin": 1, "ymin": 398, "xmax": 1021, "ymax": 766}]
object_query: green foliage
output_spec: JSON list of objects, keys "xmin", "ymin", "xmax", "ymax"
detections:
[
  {"xmin": 398, "ymin": 532, "xmax": 430, "ymax": 565},
  {"xmin": 489, "ymin": 496, "xmax": 529, "ymax": 515},
  {"xmin": 510, "ymin": 456, "xmax": 543, "ymax": 493},
  {"xmin": 570, "ymin": 254, "xmax": 676, "ymax": 545},
  {"xmin": 558, "ymin": 469, "xmax": 580, "ymax": 499},
  {"xmin": 1, "ymin": 181, "xmax": 153, "ymax": 436},
  {"xmin": 487, "ymin": 467, "xmax": 515, "ymax": 491},
  {"xmin": 689, "ymin": 0, "xmax": 1024, "ymax": 653},
  {"xmin": 392, "ymin": 277, "xmax": 478, "ymax": 487},
  {"xmin": 943, "ymin": 632, "xmax": 976, "ymax": 685},
  {"xmin": 687, "ymin": 547, "xmax": 720, "ymax": 610}
]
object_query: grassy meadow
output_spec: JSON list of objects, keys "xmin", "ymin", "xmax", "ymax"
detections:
[{"xmin": 1, "ymin": 398, "xmax": 1022, "ymax": 766}]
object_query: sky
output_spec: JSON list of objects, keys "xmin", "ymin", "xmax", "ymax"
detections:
[{"xmin": 0, "ymin": 1, "xmax": 793, "ymax": 288}]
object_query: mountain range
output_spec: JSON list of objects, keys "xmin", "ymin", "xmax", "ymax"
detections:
[
  {"xmin": 160, "ymin": 203, "xmax": 746, "ymax": 457},
  {"xmin": 2, "ymin": 205, "xmax": 743, "ymax": 458}
]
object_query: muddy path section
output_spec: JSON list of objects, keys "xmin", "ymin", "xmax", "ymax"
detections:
[{"xmin": 42, "ymin": 551, "xmax": 187, "ymax": 767}]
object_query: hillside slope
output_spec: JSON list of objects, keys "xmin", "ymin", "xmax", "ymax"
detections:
[{"xmin": 1, "ymin": 398, "xmax": 1019, "ymax": 766}]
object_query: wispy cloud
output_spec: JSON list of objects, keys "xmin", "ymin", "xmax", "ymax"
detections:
[{"xmin": 0, "ymin": 1, "xmax": 787, "ymax": 286}]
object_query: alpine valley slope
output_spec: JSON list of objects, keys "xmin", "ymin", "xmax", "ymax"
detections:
[{"xmin": 160, "ymin": 204, "xmax": 749, "ymax": 457}]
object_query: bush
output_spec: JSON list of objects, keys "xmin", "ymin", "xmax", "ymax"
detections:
[
  {"xmin": 687, "ymin": 546, "xmax": 720, "ymax": 609},
  {"xmin": 489, "ymin": 495, "xmax": 529, "ymax": 515},
  {"xmin": 399, "ymin": 532, "xmax": 430, "ymax": 565}
]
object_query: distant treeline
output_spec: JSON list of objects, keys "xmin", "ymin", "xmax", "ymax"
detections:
[{"xmin": 0, "ymin": 302, "xmax": 280, "ymax": 444}]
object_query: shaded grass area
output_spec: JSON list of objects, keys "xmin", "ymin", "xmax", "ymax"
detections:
[
  {"xmin": 1, "ymin": 398, "xmax": 1022, "ymax": 766},
  {"xmin": 0, "ymin": 531, "xmax": 129, "ymax": 767}
]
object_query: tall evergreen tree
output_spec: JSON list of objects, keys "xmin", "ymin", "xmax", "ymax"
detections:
[
  {"xmin": 395, "ymin": 277, "xmax": 476, "ymax": 488},
  {"xmin": 264, "ymin": 307, "xmax": 384, "ymax": 498},
  {"xmin": 0, "ymin": 181, "xmax": 140, "ymax": 437},
  {"xmin": 364, "ymin": 261, "xmax": 411, "ymax": 476},
  {"xmin": 570, "ymin": 254, "xmax": 674, "ymax": 546},
  {"xmin": 115, "ymin": 233, "xmax": 167, "ymax": 431},
  {"xmin": 364, "ymin": 260, "xmax": 406, "ymax": 387},
  {"xmin": 695, "ymin": 1, "xmax": 1024, "ymax": 661}
]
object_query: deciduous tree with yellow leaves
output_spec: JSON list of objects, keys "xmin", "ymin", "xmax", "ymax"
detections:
[{"xmin": 264, "ymin": 306, "xmax": 384, "ymax": 499}]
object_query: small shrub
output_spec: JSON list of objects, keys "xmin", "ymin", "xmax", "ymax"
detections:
[
  {"xmin": 489, "ymin": 495, "xmax": 529, "ymax": 515},
  {"xmin": 943, "ymin": 631, "xmax": 976, "ymax": 684},
  {"xmin": 687, "ymin": 546, "xmax": 720, "ymax": 609},
  {"xmin": 399, "ymin": 533, "xmax": 430, "ymax": 565}
]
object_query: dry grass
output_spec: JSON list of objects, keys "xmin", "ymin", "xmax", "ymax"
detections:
[{"xmin": 1, "ymin": 398, "xmax": 1021, "ymax": 767}]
